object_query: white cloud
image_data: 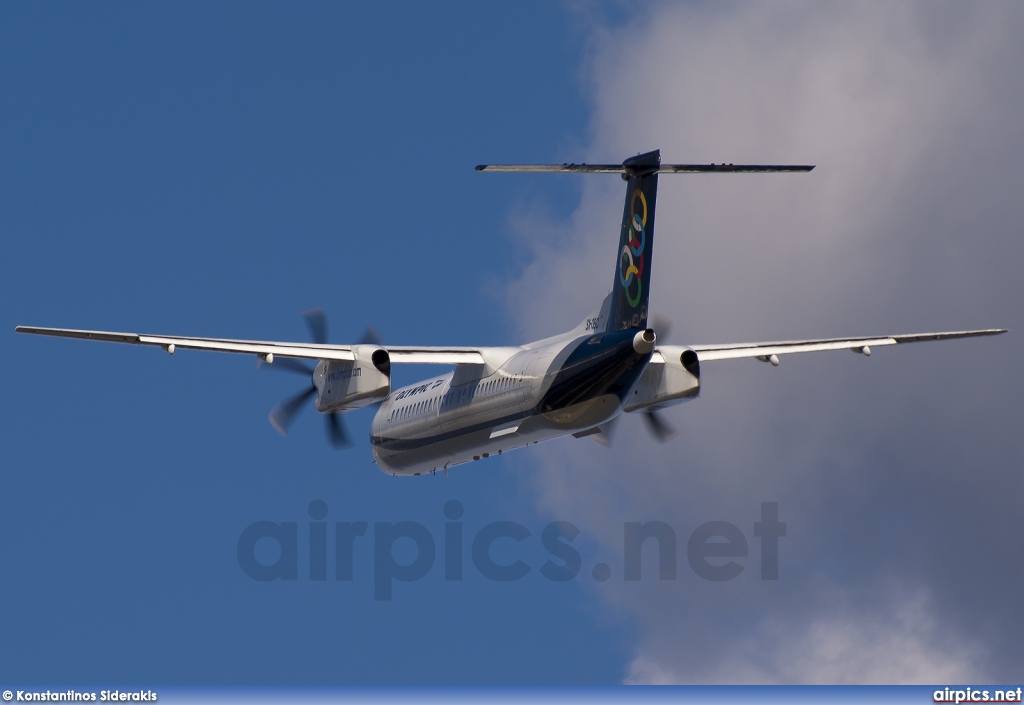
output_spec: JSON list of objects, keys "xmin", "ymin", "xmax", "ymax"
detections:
[
  {"xmin": 625, "ymin": 590, "xmax": 980, "ymax": 684},
  {"xmin": 503, "ymin": 0, "xmax": 1024, "ymax": 683}
]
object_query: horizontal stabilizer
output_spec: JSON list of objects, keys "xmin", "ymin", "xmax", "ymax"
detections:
[{"xmin": 476, "ymin": 163, "xmax": 814, "ymax": 174}]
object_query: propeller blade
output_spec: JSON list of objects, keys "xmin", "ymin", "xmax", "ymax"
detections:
[
  {"xmin": 268, "ymin": 309, "xmax": 375, "ymax": 450},
  {"xmin": 357, "ymin": 325, "xmax": 384, "ymax": 346},
  {"xmin": 269, "ymin": 385, "xmax": 317, "ymax": 436},
  {"xmin": 593, "ymin": 415, "xmax": 619, "ymax": 447},
  {"xmin": 264, "ymin": 357, "xmax": 316, "ymax": 376},
  {"xmin": 643, "ymin": 410, "xmax": 677, "ymax": 443},
  {"xmin": 302, "ymin": 308, "xmax": 328, "ymax": 345},
  {"xmin": 652, "ymin": 313, "xmax": 672, "ymax": 343},
  {"xmin": 325, "ymin": 412, "xmax": 352, "ymax": 449}
]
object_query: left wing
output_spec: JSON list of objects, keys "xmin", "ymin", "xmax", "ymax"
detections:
[
  {"xmin": 681, "ymin": 329, "xmax": 1006, "ymax": 363},
  {"xmin": 13, "ymin": 326, "xmax": 487, "ymax": 365}
]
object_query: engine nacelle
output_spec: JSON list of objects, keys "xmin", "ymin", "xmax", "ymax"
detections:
[
  {"xmin": 313, "ymin": 345, "xmax": 391, "ymax": 412},
  {"xmin": 624, "ymin": 346, "xmax": 701, "ymax": 413}
]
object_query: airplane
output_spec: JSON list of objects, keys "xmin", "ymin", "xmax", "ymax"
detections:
[{"xmin": 15, "ymin": 149, "xmax": 1006, "ymax": 477}]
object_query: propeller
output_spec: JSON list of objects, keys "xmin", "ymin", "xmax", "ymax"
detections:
[
  {"xmin": 303, "ymin": 307, "xmax": 382, "ymax": 346},
  {"xmin": 651, "ymin": 313, "xmax": 672, "ymax": 343},
  {"xmin": 642, "ymin": 313, "xmax": 678, "ymax": 443},
  {"xmin": 595, "ymin": 312, "xmax": 676, "ymax": 447},
  {"xmin": 592, "ymin": 416, "xmax": 619, "ymax": 447},
  {"xmin": 642, "ymin": 409, "xmax": 677, "ymax": 443},
  {"xmin": 266, "ymin": 368, "xmax": 353, "ymax": 449},
  {"xmin": 263, "ymin": 308, "xmax": 380, "ymax": 450},
  {"xmin": 593, "ymin": 408, "xmax": 676, "ymax": 446},
  {"xmin": 303, "ymin": 307, "xmax": 328, "ymax": 345}
]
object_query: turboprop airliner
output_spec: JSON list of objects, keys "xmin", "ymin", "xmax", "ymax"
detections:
[{"xmin": 16, "ymin": 150, "xmax": 1006, "ymax": 476}]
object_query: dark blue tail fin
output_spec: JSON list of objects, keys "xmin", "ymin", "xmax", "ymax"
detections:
[{"xmin": 607, "ymin": 149, "xmax": 660, "ymax": 331}]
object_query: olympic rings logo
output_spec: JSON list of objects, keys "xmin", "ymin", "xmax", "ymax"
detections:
[{"xmin": 618, "ymin": 188, "xmax": 646, "ymax": 308}]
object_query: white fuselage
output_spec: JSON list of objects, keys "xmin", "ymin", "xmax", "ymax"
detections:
[{"xmin": 370, "ymin": 330, "xmax": 652, "ymax": 476}]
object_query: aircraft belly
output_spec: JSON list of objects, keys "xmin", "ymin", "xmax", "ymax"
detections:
[
  {"xmin": 373, "ymin": 418, "xmax": 538, "ymax": 476},
  {"xmin": 372, "ymin": 393, "xmax": 623, "ymax": 476},
  {"xmin": 373, "ymin": 391, "xmax": 530, "ymax": 475}
]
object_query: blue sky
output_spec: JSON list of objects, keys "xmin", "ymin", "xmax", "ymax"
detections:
[
  {"xmin": 4, "ymin": 1, "xmax": 1023, "ymax": 687},
  {"xmin": 1, "ymin": 2, "xmax": 632, "ymax": 684}
]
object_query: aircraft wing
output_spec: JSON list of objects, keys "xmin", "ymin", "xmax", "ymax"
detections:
[
  {"xmin": 13, "ymin": 326, "xmax": 487, "ymax": 365},
  {"xmin": 681, "ymin": 329, "xmax": 1006, "ymax": 362}
]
